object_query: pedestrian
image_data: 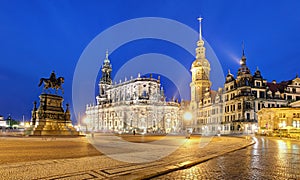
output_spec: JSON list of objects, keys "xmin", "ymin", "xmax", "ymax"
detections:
[{"xmin": 133, "ymin": 130, "xmax": 136, "ymax": 136}]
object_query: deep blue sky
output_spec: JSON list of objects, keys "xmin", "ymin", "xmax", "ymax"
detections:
[{"xmin": 1, "ymin": 0, "xmax": 299, "ymax": 122}]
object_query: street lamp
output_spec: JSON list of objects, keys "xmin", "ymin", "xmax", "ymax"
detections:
[
  {"xmin": 183, "ymin": 112, "xmax": 193, "ymax": 138},
  {"xmin": 183, "ymin": 112, "xmax": 192, "ymax": 121},
  {"xmin": 183, "ymin": 112, "xmax": 192, "ymax": 131},
  {"xmin": 83, "ymin": 117, "xmax": 90, "ymax": 134}
]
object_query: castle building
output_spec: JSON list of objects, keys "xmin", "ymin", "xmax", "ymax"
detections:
[
  {"xmin": 221, "ymin": 47, "xmax": 292, "ymax": 134},
  {"xmin": 189, "ymin": 19, "xmax": 298, "ymax": 135},
  {"xmin": 85, "ymin": 52, "xmax": 180, "ymax": 133},
  {"xmin": 283, "ymin": 75, "xmax": 300, "ymax": 101},
  {"xmin": 257, "ymin": 106, "xmax": 300, "ymax": 137},
  {"xmin": 257, "ymin": 76, "xmax": 300, "ymax": 137}
]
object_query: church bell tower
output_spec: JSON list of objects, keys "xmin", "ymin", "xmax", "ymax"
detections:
[
  {"xmin": 190, "ymin": 18, "xmax": 211, "ymax": 109},
  {"xmin": 97, "ymin": 51, "xmax": 112, "ymax": 104}
]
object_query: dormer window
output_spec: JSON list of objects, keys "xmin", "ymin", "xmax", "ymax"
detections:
[{"xmin": 256, "ymin": 82, "xmax": 261, "ymax": 87}]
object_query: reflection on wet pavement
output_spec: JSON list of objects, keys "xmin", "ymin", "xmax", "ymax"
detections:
[{"xmin": 156, "ymin": 137, "xmax": 300, "ymax": 179}]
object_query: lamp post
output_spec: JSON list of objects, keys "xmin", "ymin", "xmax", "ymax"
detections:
[
  {"xmin": 183, "ymin": 111, "xmax": 193, "ymax": 138},
  {"xmin": 83, "ymin": 117, "xmax": 90, "ymax": 135},
  {"xmin": 183, "ymin": 112, "xmax": 193, "ymax": 121}
]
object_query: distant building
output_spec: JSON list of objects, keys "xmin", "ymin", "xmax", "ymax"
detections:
[
  {"xmin": 86, "ymin": 52, "xmax": 180, "ymax": 133},
  {"xmin": 0, "ymin": 115, "xmax": 6, "ymax": 128}
]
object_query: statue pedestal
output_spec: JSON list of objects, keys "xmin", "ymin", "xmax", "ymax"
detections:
[{"xmin": 30, "ymin": 94, "xmax": 79, "ymax": 136}]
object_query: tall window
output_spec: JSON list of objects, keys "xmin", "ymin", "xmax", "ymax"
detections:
[
  {"xmin": 238, "ymin": 103, "xmax": 242, "ymax": 110},
  {"xmin": 246, "ymin": 113, "xmax": 250, "ymax": 120},
  {"xmin": 245, "ymin": 102, "xmax": 251, "ymax": 109},
  {"xmin": 260, "ymin": 91, "xmax": 265, "ymax": 98},
  {"xmin": 252, "ymin": 90, "xmax": 257, "ymax": 98},
  {"xmin": 293, "ymin": 121, "xmax": 297, "ymax": 128}
]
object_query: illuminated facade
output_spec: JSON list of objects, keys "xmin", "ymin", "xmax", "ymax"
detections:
[
  {"xmin": 221, "ymin": 49, "xmax": 293, "ymax": 134},
  {"xmin": 85, "ymin": 52, "xmax": 180, "ymax": 133},
  {"xmin": 85, "ymin": 19, "xmax": 300, "ymax": 136},
  {"xmin": 257, "ymin": 77, "xmax": 300, "ymax": 136},
  {"xmin": 189, "ymin": 18, "xmax": 223, "ymax": 134},
  {"xmin": 189, "ymin": 19, "xmax": 300, "ymax": 135},
  {"xmin": 0, "ymin": 116, "xmax": 6, "ymax": 128},
  {"xmin": 190, "ymin": 18, "xmax": 211, "ymax": 111},
  {"xmin": 196, "ymin": 88, "xmax": 223, "ymax": 135},
  {"xmin": 283, "ymin": 75, "xmax": 300, "ymax": 101},
  {"xmin": 257, "ymin": 107, "xmax": 300, "ymax": 137}
]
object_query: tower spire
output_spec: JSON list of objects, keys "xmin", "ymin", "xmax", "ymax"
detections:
[
  {"xmin": 240, "ymin": 41, "xmax": 247, "ymax": 66},
  {"xmin": 100, "ymin": 50, "xmax": 112, "ymax": 85},
  {"xmin": 238, "ymin": 42, "xmax": 251, "ymax": 76},
  {"xmin": 242, "ymin": 41, "xmax": 245, "ymax": 57},
  {"xmin": 197, "ymin": 17, "xmax": 203, "ymax": 41},
  {"xmin": 191, "ymin": 18, "xmax": 211, "ymax": 106},
  {"xmin": 195, "ymin": 17, "xmax": 206, "ymax": 59},
  {"xmin": 105, "ymin": 49, "xmax": 109, "ymax": 59},
  {"xmin": 104, "ymin": 49, "xmax": 110, "ymax": 63}
]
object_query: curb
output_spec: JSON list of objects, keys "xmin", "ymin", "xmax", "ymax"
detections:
[{"xmin": 138, "ymin": 138, "xmax": 255, "ymax": 180}]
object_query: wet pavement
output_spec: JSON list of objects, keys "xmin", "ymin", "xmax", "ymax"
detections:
[
  {"xmin": 155, "ymin": 137, "xmax": 300, "ymax": 179},
  {"xmin": 0, "ymin": 135, "xmax": 252, "ymax": 179}
]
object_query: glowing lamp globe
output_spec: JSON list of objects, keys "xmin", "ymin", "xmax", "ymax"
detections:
[{"xmin": 183, "ymin": 112, "xmax": 192, "ymax": 121}]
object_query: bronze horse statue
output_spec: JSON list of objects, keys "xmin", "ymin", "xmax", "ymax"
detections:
[{"xmin": 38, "ymin": 72, "xmax": 64, "ymax": 94}]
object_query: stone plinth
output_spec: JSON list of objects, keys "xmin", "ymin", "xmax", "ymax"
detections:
[{"xmin": 30, "ymin": 93, "xmax": 79, "ymax": 136}]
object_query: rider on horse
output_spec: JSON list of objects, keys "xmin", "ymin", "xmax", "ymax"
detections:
[
  {"xmin": 50, "ymin": 71, "xmax": 57, "ymax": 87},
  {"xmin": 39, "ymin": 71, "xmax": 64, "ymax": 94}
]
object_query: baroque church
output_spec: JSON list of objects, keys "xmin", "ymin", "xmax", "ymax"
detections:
[{"xmin": 85, "ymin": 51, "xmax": 180, "ymax": 133}]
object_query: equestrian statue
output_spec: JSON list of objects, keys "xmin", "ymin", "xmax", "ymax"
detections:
[{"xmin": 38, "ymin": 71, "xmax": 64, "ymax": 94}]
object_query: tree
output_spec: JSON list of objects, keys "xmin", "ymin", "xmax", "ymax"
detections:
[{"xmin": 6, "ymin": 115, "xmax": 19, "ymax": 128}]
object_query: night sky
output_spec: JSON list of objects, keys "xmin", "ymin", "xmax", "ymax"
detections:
[{"xmin": 1, "ymin": 0, "xmax": 299, "ymax": 123}]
